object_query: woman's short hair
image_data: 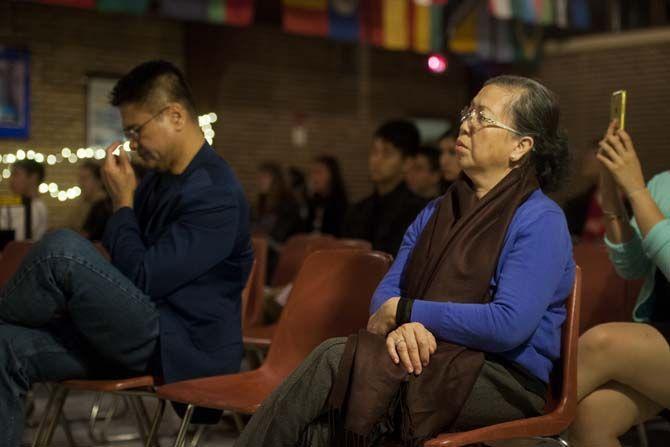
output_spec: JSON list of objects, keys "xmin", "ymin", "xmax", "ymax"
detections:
[{"xmin": 484, "ymin": 75, "xmax": 570, "ymax": 192}]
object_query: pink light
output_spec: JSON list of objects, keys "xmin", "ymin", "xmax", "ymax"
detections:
[{"xmin": 427, "ymin": 54, "xmax": 447, "ymax": 74}]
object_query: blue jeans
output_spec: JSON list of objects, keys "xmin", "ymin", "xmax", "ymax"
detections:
[{"xmin": 0, "ymin": 230, "xmax": 159, "ymax": 447}]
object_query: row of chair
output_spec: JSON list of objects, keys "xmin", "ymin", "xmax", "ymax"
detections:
[{"xmin": 0, "ymin": 236, "xmax": 640, "ymax": 446}]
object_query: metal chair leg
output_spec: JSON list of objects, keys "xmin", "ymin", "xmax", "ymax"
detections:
[
  {"xmin": 189, "ymin": 425, "xmax": 206, "ymax": 447},
  {"xmin": 129, "ymin": 396, "xmax": 150, "ymax": 446},
  {"xmin": 144, "ymin": 399, "xmax": 166, "ymax": 447},
  {"xmin": 231, "ymin": 412, "xmax": 246, "ymax": 434},
  {"xmin": 32, "ymin": 386, "xmax": 60, "ymax": 447},
  {"xmin": 36, "ymin": 386, "xmax": 69, "ymax": 447},
  {"xmin": 173, "ymin": 404, "xmax": 195, "ymax": 447},
  {"xmin": 637, "ymin": 422, "xmax": 649, "ymax": 447}
]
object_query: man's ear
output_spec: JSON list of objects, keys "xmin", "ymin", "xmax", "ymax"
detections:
[{"xmin": 167, "ymin": 102, "xmax": 187, "ymax": 131}]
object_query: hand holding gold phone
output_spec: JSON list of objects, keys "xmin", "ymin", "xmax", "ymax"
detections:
[{"xmin": 610, "ymin": 90, "xmax": 626, "ymax": 131}]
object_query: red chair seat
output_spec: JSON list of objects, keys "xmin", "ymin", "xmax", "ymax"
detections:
[
  {"xmin": 157, "ymin": 366, "xmax": 281, "ymax": 414},
  {"xmin": 61, "ymin": 375, "xmax": 155, "ymax": 392}
]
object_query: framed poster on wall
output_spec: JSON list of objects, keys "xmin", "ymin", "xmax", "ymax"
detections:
[
  {"xmin": 86, "ymin": 75, "xmax": 124, "ymax": 148},
  {"xmin": 0, "ymin": 48, "xmax": 30, "ymax": 139}
]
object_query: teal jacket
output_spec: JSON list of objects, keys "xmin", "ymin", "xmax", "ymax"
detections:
[{"xmin": 605, "ymin": 171, "xmax": 670, "ymax": 322}]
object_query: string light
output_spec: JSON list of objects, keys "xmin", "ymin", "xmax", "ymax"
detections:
[{"xmin": 0, "ymin": 113, "xmax": 218, "ymax": 201}]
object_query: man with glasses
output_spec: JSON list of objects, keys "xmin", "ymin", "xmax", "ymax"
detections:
[{"xmin": 0, "ymin": 60, "xmax": 253, "ymax": 445}]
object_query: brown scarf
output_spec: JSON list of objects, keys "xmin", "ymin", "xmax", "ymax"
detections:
[{"xmin": 328, "ymin": 164, "xmax": 540, "ymax": 446}]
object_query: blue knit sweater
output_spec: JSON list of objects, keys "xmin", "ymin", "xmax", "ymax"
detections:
[{"xmin": 370, "ymin": 189, "xmax": 575, "ymax": 383}]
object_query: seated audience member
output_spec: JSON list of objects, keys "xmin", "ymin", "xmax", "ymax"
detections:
[
  {"xmin": 343, "ymin": 120, "xmax": 428, "ymax": 255},
  {"xmin": 438, "ymin": 126, "xmax": 462, "ymax": 190},
  {"xmin": 253, "ymin": 162, "xmax": 303, "ymax": 245},
  {"xmin": 306, "ymin": 155, "xmax": 349, "ymax": 237},
  {"xmin": 0, "ymin": 159, "xmax": 48, "ymax": 241},
  {"xmin": 235, "ymin": 75, "xmax": 574, "ymax": 446},
  {"xmin": 0, "ymin": 60, "xmax": 253, "ymax": 446},
  {"xmin": 406, "ymin": 145, "xmax": 443, "ymax": 200},
  {"xmin": 78, "ymin": 161, "xmax": 113, "ymax": 240},
  {"xmin": 563, "ymin": 141, "xmax": 606, "ymax": 241},
  {"xmin": 568, "ymin": 121, "xmax": 670, "ymax": 447},
  {"xmin": 289, "ymin": 166, "xmax": 310, "ymax": 222}
]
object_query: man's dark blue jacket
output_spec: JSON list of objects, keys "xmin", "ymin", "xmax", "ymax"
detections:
[{"xmin": 103, "ymin": 142, "xmax": 253, "ymax": 384}]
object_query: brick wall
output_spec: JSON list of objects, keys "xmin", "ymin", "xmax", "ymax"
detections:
[
  {"xmin": 537, "ymin": 29, "xmax": 670, "ymax": 201},
  {"xmin": 0, "ymin": 2, "xmax": 184, "ymax": 228},
  {"xmin": 5, "ymin": 2, "xmax": 668, "ymax": 229},
  {"xmin": 184, "ymin": 24, "xmax": 468, "ymax": 202}
]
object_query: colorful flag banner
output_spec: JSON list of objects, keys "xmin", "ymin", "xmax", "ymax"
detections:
[
  {"xmin": 448, "ymin": 0, "xmax": 478, "ymax": 54},
  {"xmin": 382, "ymin": 0, "xmax": 409, "ymax": 51},
  {"xmin": 412, "ymin": 2, "xmax": 431, "ymax": 53},
  {"xmin": 429, "ymin": 2, "xmax": 446, "ymax": 52},
  {"xmin": 535, "ymin": 0, "xmax": 553, "ymax": 25},
  {"xmin": 32, "ymin": 0, "xmax": 94, "ymax": 8},
  {"xmin": 489, "ymin": 0, "xmax": 512, "ymax": 20},
  {"xmin": 329, "ymin": 0, "xmax": 359, "ymax": 42},
  {"xmin": 98, "ymin": 0, "xmax": 150, "ymax": 14},
  {"xmin": 160, "ymin": 0, "xmax": 207, "ymax": 21},
  {"xmin": 282, "ymin": 0, "xmax": 329, "ymax": 37},
  {"xmin": 359, "ymin": 0, "xmax": 382, "ymax": 46},
  {"xmin": 569, "ymin": 0, "xmax": 590, "ymax": 29}
]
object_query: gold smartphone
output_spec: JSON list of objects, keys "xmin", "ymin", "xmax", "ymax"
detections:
[{"xmin": 610, "ymin": 90, "xmax": 627, "ymax": 131}]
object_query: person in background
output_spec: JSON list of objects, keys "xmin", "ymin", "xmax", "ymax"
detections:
[
  {"xmin": 306, "ymin": 155, "xmax": 349, "ymax": 237},
  {"xmin": 254, "ymin": 162, "xmax": 303, "ymax": 279},
  {"xmin": 568, "ymin": 121, "xmax": 670, "ymax": 447},
  {"xmin": 406, "ymin": 145, "xmax": 443, "ymax": 200},
  {"xmin": 343, "ymin": 120, "xmax": 427, "ymax": 255},
  {"xmin": 288, "ymin": 167, "xmax": 310, "ymax": 223},
  {"xmin": 254, "ymin": 162, "xmax": 303, "ymax": 245},
  {"xmin": 78, "ymin": 161, "xmax": 113, "ymax": 240},
  {"xmin": 1, "ymin": 159, "xmax": 48, "ymax": 241},
  {"xmin": 563, "ymin": 141, "xmax": 606, "ymax": 242},
  {"xmin": 438, "ymin": 126, "xmax": 462, "ymax": 191}
]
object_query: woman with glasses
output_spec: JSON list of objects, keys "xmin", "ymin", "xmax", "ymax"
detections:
[
  {"xmin": 568, "ymin": 122, "xmax": 670, "ymax": 447},
  {"xmin": 234, "ymin": 76, "xmax": 574, "ymax": 446}
]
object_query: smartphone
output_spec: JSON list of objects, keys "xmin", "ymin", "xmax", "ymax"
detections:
[{"xmin": 610, "ymin": 90, "xmax": 627, "ymax": 131}]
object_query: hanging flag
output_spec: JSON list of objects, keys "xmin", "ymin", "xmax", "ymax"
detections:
[
  {"xmin": 412, "ymin": 1, "xmax": 431, "ymax": 53},
  {"xmin": 282, "ymin": 0, "xmax": 329, "ymax": 37},
  {"xmin": 429, "ymin": 2, "xmax": 446, "ymax": 53},
  {"xmin": 476, "ymin": 2, "xmax": 494, "ymax": 60},
  {"xmin": 510, "ymin": 0, "xmax": 536, "ymax": 23},
  {"xmin": 489, "ymin": 0, "xmax": 512, "ymax": 20},
  {"xmin": 329, "ymin": 0, "xmax": 359, "ymax": 42},
  {"xmin": 448, "ymin": 0, "xmax": 478, "ymax": 54},
  {"xmin": 32, "ymin": 0, "xmax": 94, "ymax": 8},
  {"xmin": 382, "ymin": 0, "xmax": 409, "ymax": 51},
  {"xmin": 359, "ymin": 0, "xmax": 382, "ymax": 46},
  {"xmin": 569, "ymin": 0, "xmax": 590, "ymax": 29},
  {"xmin": 536, "ymin": 0, "xmax": 553, "ymax": 26},
  {"xmin": 224, "ymin": 0, "xmax": 254, "ymax": 25},
  {"xmin": 160, "ymin": 0, "xmax": 207, "ymax": 21},
  {"xmin": 98, "ymin": 0, "xmax": 150, "ymax": 14},
  {"xmin": 555, "ymin": 0, "xmax": 568, "ymax": 28},
  {"xmin": 493, "ymin": 18, "xmax": 515, "ymax": 62}
]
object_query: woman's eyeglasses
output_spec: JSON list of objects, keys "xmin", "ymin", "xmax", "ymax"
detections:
[{"xmin": 459, "ymin": 106, "xmax": 523, "ymax": 136}]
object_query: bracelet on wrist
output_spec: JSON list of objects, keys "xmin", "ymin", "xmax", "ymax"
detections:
[{"xmin": 395, "ymin": 298, "xmax": 414, "ymax": 326}]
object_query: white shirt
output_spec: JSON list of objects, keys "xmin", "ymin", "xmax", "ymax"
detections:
[{"xmin": 0, "ymin": 198, "xmax": 48, "ymax": 241}]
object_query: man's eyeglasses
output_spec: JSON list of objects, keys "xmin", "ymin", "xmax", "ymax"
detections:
[
  {"xmin": 459, "ymin": 105, "xmax": 523, "ymax": 136},
  {"xmin": 123, "ymin": 106, "xmax": 169, "ymax": 141}
]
